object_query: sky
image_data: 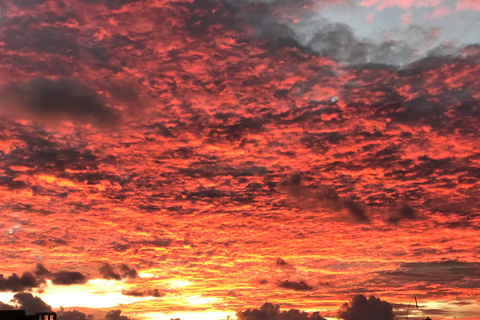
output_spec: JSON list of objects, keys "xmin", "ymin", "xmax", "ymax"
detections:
[{"xmin": 0, "ymin": 0, "xmax": 480, "ymax": 320}]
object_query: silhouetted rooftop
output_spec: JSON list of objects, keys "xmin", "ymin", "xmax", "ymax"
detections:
[{"xmin": 0, "ymin": 310, "xmax": 56, "ymax": 320}]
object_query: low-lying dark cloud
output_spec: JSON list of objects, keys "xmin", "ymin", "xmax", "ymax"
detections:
[
  {"xmin": 0, "ymin": 264, "xmax": 89, "ymax": 292},
  {"xmin": 58, "ymin": 309, "xmax": 94, "ymax": 320},
  {"xmin": 0, "ymin": 273, "xmax": 45, "ymax": 292},
  {"xmin": 105, "ymin": 310, "xmax": 129, "ymax": 320},
  {"xmin": 0, "ymin": 77, "xmax": 121, "ymax": 127},
  {"xmin": 0, "ymin": 301, "xmax": 16, "ymax": 310},
  {"xmin": 338, "ymin": 295, "xmax": 395, "ymax": 320},
  {"xmin": 278, "ymin": 280, "xmax": 313, "ymax": 291},
  {"xmin": 51, "ymin": 271, "xmax": 88, "ymax": 286},
  {"xmin": 381, "ymin": 260, "xmax": 480, "ymax": 285},
  {"xmin": 9, "ymin": 292, "xmax": 53, "ymax": 315},
  {"xmin": 1, "ymin": 294, "xmax": 128, "ymax": 320},
  {"xmin": 99, "ymin": 263, "xmax": 138, "ymax": 280},
  {"xmin": 121, "ymin": 288, "xmax": 164, "ymax": 297},
  {"xmin": 237, "ymin": 302, "xmax": 326, "ymax": 320}
]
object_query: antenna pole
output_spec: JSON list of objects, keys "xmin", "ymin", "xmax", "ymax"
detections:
[{"xmin": 405, "ymin": 295, "xmax": 413, "ymax": 320}]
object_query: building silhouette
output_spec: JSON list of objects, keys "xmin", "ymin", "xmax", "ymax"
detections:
[{"xmin": 0, "ymin": 310, "xmax": 56, "ymax": 320}]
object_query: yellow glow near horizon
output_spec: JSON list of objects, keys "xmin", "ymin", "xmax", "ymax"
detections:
[
  {"xmin": 143, "ymin": 311, "xmax": 235, "ymax": 320},
  {"xmin": 167, "ymin": 280, "xmax": 193, "ymax": 289},
  {"xmin": 34, "ymin": 280, "xmax": 151, "ymax": 309},
  {"xmin": 42, "ymin": 291, "xmax": 142, "ymax": 309},
  {"xmin": 184, "ymin": 295, "xmax": 220, "ymax": 305}
]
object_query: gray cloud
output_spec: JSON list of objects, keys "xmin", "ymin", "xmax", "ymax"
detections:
[
  {"xmin": 224, "ymin": 0, "xmax": 459, "ymax": 66},
  {"xmin": 0, "ymin": 77, "xmax": 121, "ymax": 127},
  {"xmin": 381, "ymin": 260, "xmax": 480, "ymax": 285}
]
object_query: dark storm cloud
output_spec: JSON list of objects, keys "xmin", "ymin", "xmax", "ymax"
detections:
[
  {"xmin": 10, "ymin": 293, "xmax": 53, "ymax": 315},
  {"xmin": 0, "ymin": 273, "xmax": 45, "ymax": 292},
  {"xmin": 99, "ymin": 263, "xmax": 138, "ymax": 280},
  {"xmin": 237, "ymin": 302, "xmax": 326, "ymax": 320},
  {"xmin": 338, "ymin": 295, "xmax": 395, "ymax": 320},
  {"xmin": 51, "ymin": 271, "xmax": 88, "ymax": 286},
  {"xmin": 121, "ymin": 288, "xmax": 164, "ymax": 297},
  {"xmin": 278, "ymin": 280, "xmax": 313, "ymax": 291},
  {"xmin": 0, "ymin": 77, "xmax": 121, "ymax": 127}
]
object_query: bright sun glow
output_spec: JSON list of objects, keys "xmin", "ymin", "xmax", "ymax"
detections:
[
  {"xmin": 138, "ymin": 273, "xmax": 154, "ymax": 278},
  {"xmin": 38, "ymin": 280, "xmax": 151, "ymax": 308}
]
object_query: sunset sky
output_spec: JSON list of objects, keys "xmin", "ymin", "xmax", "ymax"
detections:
[{"xmin": 1, "ymin": 0, "xmax": 480, "ymax": 320}]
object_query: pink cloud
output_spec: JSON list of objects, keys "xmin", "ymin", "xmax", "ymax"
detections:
[
  {"xmin": 359, "ymin": 0, "xmax": 443, "ymax": 10},
  {"xmin": 423, "ymin": 6, "xmax": 452, "ymax": 19},
  {"xmin": 400, "ymin": 11, "xmax": 412, "ymax": 25},
  {"xmin": 366, "ymin": 12, "xmax": 374, "ymax": 25},
  {"xmin": 456, "ymin": 0, "xmax": 480, "ymax": 10}
]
